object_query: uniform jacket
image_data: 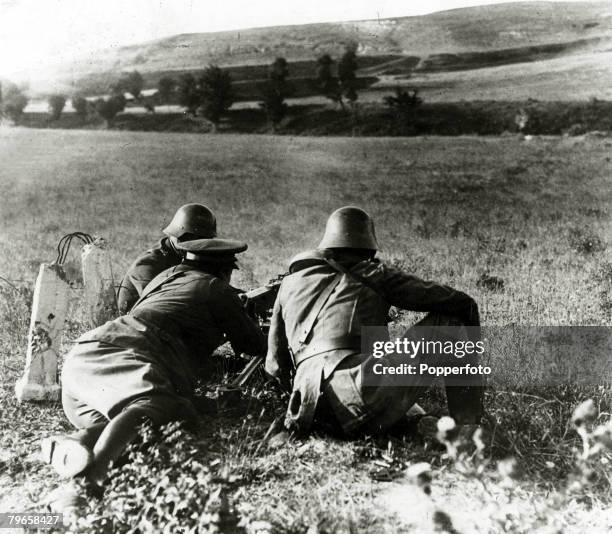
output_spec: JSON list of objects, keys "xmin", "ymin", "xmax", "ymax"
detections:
[
  {"xmin": 265, "ymin": 249, "xmax": 479, "ymax": 431},
  {"xmin": 79, "ymin": 263, "xmax": 265, "ymax": 396},
  {"xmin": 116, "ymin": 237, "xmax": 182, "ymax": 314}
]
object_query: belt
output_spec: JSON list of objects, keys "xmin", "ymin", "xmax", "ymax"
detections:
[{"xmin": 292, "ymin": 334, "xmax": 361, "ymax": 366}]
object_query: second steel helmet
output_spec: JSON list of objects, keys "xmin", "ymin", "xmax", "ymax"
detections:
[
  {"xmin": 163, "ymin": 203, "xmax": 217, "ymax": 239},
  {"xmin": 318, "ymin": 206, "xmax": 379, "ymax": 251}
]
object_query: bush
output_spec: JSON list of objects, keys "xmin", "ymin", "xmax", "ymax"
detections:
[
  {"xmin": 47, "ymin": 94, "xmax": 66, "ymax": 120},
  {"xmin": 384, "ymin": 88, "xmax": 423, "ymax": 133}
]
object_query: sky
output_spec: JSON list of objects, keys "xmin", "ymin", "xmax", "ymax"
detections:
[{"xmin": 0, "ymin": 0, "xmax": 601, "ymax": 79}]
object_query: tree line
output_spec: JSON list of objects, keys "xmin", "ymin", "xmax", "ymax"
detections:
[{"xmin": 1, "ymin": 43, "xmax": 424, "ymax": 130}]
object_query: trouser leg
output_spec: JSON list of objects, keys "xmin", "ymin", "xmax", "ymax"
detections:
[
  {"xmin": 83, "ymin": 405, "xmax": 151, "ymax": 486},
  {"xmin": 61, "ymin": 388, "xmax": 108, "ymax": 446},
  {"xmin": 83, "ymin": 394, "xmax": 194, "ymax": 486},
  {"xmin": 337, "ymin": 312, "xmax": 484, "ymax": 434}
]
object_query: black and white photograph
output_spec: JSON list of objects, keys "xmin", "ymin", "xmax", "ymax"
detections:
[{"xmin": 0, "ymin": 0, "xmax": 611, "ymax": 532}]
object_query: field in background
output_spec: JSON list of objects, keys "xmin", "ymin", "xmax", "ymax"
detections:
[{"xmin": 0, "ymin": 129, "xmax": 611, "ymax": 531}]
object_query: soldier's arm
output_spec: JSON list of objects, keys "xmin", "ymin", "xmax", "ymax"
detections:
[
  {"xmin": 209, "ymin": 279, "xmax": 266, "ymax": 356},
  {"xmin": 375, "ymin": 264, "xmax": 480, "ymax": 326},
  {"xmin": 264, "ymin": 296, "xmax": 293, "ymax": 391},
  {"xmin": 117, "ymin": 252, "xmax": 166, "ymax": 314},
  {"xmin": 116, "ymin": 275, "xmax": 138, "ymax": 315}
]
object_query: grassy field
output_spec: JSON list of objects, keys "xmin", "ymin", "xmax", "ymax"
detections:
[{"xmin": 0, "ymin": 128, "xmax": 611, "ymax": 532}]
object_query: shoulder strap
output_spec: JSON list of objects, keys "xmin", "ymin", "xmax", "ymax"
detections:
[
  {"xmin": 130, "ymin": 265, "xmax": 190, "ymax": 310},
  {"xmin": 324, "ymin": 257, "xmax": 386, "ymax": 298},
  {"xmin": 297, "ymin": 272, "xmax": 343, "ymax": 344}
]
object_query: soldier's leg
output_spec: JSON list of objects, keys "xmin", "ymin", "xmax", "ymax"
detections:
[
  {"xmin": 362, "ymin": 312, "xmax": 484, "ymax": 429},
  {"xmin": 419, "ymin": 313, "xmax": 484, "ymax": 424},
  {"xmin": 324, "ymin": 312, "xmax": 484, "ymax": 435},
  {"xmin": 83, "ymin": 395, "xmax": 198, "ymax": 486},
  {"xmin": 42, "ymin": 390, "xmax": 107, "ymax": 478}
]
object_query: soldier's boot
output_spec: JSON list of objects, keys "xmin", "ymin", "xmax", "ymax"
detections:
[{"xmin": 41, "ymin": 436, "xmax": 94, "ymax": 478}]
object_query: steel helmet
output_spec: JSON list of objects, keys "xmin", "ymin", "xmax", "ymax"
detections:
[
  {"xmin": 163, "ymin": 204, "xmax": 217, "ymax": 239},
  {"xmin": 318, "ymin": 206, "xmax": 379, "ymax": 251}
]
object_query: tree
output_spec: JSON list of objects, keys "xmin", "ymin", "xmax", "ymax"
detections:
[
  {"xmin": 47, "ymin": 94, "xmax": 66, "ymax": 120},
  {"xmin": 198, "ymin": 65, "xmax": 233, "ymax": 131},
  {"xmin": 118, "ymin": 70, "xmax": 144, "ymax": 100},
  {"xmin": 316, "ymin": 54, "xmax": 342, "ymax": 109},
  {"xmin": 177, "ymin": 73, "xmax": 200, "ymax": 116},
  {"xmin": 260, "ymin": 57, "xmax": 290, "ymax": 129},
  {"xmin": 338, "ymin": 44, "xmax": 359, "ymax": 109},
  {"xmin": 157, "ymin": 76, "xmax": 176, "ymax": 104},
  {"xmin": 0, "ymin": 82, "xmax": 28, "ymax": 123},
  {"xmin": 94, "ymin": 94, "xmax": 126, "ymax": 127},
  {"xmin": 71, "ymin": 95, "xmax": 89, "ymax": 120}
]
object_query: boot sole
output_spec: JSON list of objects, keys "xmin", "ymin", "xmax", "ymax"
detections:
[{"xmin": 41, "ymin": 437, "xmax": 93, "ymax": 478}]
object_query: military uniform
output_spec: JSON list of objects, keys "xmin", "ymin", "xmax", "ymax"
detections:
[
  {"xmin": 116, "ymin": 237, "xmax": 182, "ymax": 314},
  {"xmin": 266, "ymin": 249, "xmax": 483, "ymax": 436},
  {"xmin": 117, "ymin": 203, "xmax": 219, "ymax": 314},
  {"xmin": 63, "ymin": 263, "xmax": 264, "ymax": 429}
]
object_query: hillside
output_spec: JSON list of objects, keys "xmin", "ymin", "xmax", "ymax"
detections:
[
  {"xmin": 48, "ymin": 2, "xmax": 611, "ymax": 89},
  {"xmin": 62, "ymin": 2, "xmax": 612, "ymax": 72}
]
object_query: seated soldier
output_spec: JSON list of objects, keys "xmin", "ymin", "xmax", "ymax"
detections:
[
  {"xmin": 265, "ymin": 206, "xmax": 484, "ymax": 437},
  {"xmin": 42, "ymin": 236, "xmax": 264, "ymax": 508},
  {"xmin": 116, "ymin": 203, "xmax": 218, "ymax": 314}
]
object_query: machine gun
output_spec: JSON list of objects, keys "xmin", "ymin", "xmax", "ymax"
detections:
[
  {"xmin": 240, "ymin": 273, "xmax": 286, "ymax": 334},
  {"xmin": 217, "ymin": 274, "xmax": 286, "ymax": 399}
]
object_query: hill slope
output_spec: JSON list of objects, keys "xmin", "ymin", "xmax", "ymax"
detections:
[{"xmin": 57, "ymin": 2, "xmax": 612, "ymax": 77}]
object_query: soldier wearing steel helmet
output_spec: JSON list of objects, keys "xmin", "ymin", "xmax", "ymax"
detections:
[
  {"xmin": 265, "ymin": 206, "xmax": 484, "ymax": 437},
  {"xmin": 116, "ymin": 203, "xmax": 218, "ymax": 314}
]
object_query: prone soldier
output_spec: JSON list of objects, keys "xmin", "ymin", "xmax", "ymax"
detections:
[{"xmin": 43, "ymin": 234, "xmax": 265, "ymax": 510}]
